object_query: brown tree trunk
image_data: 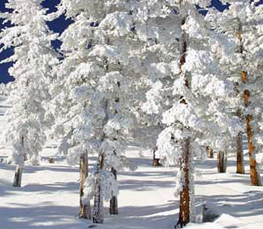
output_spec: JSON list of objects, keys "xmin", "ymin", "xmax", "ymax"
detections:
[
  {"xmin": 177, "ymin": 138, "xmax": 191, "ymax": 228},
  {"xmin": 236, "ymin": 132, "xmax": 245, "ymax": 174},
  {"xmin": 13, "ymin": 165, "xmax": 23, "ymax": 187},
  {"xmin": 206, "ymin": 146, "xmax": 214, "ymax": 159},
  {"xmin": 152, "ymin": 146, "xmax": 162, "ymax": 166},
  {"xmin": 109, "ymin": 87, "xmax": 120, "ymax": 215},
  {"xmin": 93, "ymin": 154, "xmax": 104, "ymax": 224},
  {"xmin": 237, "ymin": 23, "xmax": 261, "ymax": 185},
  {"xmin": 242, "ymin": 72, "xmax": 261, "ymax": 185},
  {"xmin": 176, "ymin": 14, "xmax": 191, "ymax": 228},
  {"xmin": 246, "ymin": 114, "xmax": 261, "ymax": 186},
  {"xmin": 217, "ymin": 151, "xmax": 227, "ymax": 173},
  {"xmin": 109, "ymin": 168, "xmax": 118, "ymax": 215},
  {"xmin": 79, "ymin": 153, "xmax": 91, "ymax": 219},
  {"xmin": 13, "ymin": 136, "xmax": 25, "ymax": 187},
  {"xmin": 236, "ymin": 109, "xmax": 245, "ymax": 174}
]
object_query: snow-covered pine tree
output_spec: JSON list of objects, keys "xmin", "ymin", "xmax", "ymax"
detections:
[
  {"xmin": 130, "ymin": 0, "xmax": 241, "ymax": 226},
  {"xmin": 208, "ymin": 0, "xmax": 263, "ymax": 184},
  {"xmin": 48, "ymin": 23, "xmax": 93, "ymax": 218},
  {"xmin": 53, "ymin": 0, "xmax": 136, "ymax": 222},
  {"xmin": 0, "ymin": 0, "xmax": 58, "ymax": 187},
  {"xmin": 206, "ymin": 3, "xmax": 245, "ymax": 175},
  {"xmin": 134, "ymin": 96, "xmax": 164, "ymax": 167}
]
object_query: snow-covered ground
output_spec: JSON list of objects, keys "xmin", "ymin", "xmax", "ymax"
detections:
[{"xmin": 0, "ymin": 96, "xmax": 263, "ymax": 229}]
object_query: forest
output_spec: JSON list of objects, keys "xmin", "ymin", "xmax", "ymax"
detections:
[{"xmin": 0, "ymin": 0, "xmax": 263, "ymax": 229}]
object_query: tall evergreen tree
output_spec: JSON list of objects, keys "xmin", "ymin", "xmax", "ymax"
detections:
[
  {"xmin": 0, "ymin": 0, "xmax": 58, "ymax": 187},
  {"xmin": 208, "ymin": 0, "xmax": 263, "ymax": 185},
  {"xmin": 52, "ymin": 0, "xmax": 137, "ymax": 222},
  {"xmin": 130, "ymin": 0, "xmax": 241, "ymax": 226}
]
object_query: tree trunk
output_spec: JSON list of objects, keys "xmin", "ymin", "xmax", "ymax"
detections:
[
  {"xmin": 109, "ymin": 82, "xmax": 121, "ymax": 215},
  {"xmin": 109, "ymin": 168, "xmax": 118, "ymax": 215},
  {"xmin": 93, "ymin": 99, "xmax": 109, "ymax": 223},
  {"xmin": 217, "ymin": 151, "xmax": 227, "ymax": 173},
  {"xmin": 93, "ymin": 154, "xmax": 104, "ymax": 224},
  {"xmin": 236, "ymin": 132, "xmax": 245, "ymax": 174},
  {"xmin": 79, "ymin": 153, "xmax": 91, "ymax": 219},
  {"xmin": 206, "ymin": 146, "xmax": 214, "ymax": 159},
  {"xmin": 175, "ymin": 15, "xmax": 192, "ymax": 228},
  {"xmin": 152, "ymin": 146, "xmax": 162, "ymax": 166},
  {"xmin": 177, "ymin": 137, "xmax": 191, "ymax": 228},
  {"xmin": 242, "ymin": 72, "xmax": 261, "ymax": 185},
  {"xmin": 13, "ymin": 136, "xmax": 25, "ymax": 187},
  {"xmin": 246, "ymin": 114, "xmax": 262, "ymax": 186},
  {"xmin": 237, "ymin": 22, "xmax": 261, "ymax": 185},
  {"xmin": 13, "ymin": 165, "xmax": 23, "ymax": 187}
]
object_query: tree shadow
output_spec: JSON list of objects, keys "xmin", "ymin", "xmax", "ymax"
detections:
[
  {"xmin": 195, "ymin": 173, "xmax": 252, "ymax": 186},
  {"xmin": 0, "ymin": 199, "xmax": 179, "ymax": 229},
  {"xmin": 0, "ymin": 180, "xmax": 79, "ymax": 197},
  {"xmin": 198, "ymin": 189, "xmax": 263, "ymax": 218},
  {"xmin": 105, "ymin": 203, "xmax": 179, "ymax": 229},
  {"xmin": 1, "ymin": 143, "xmax": 262, "ymax": 228},
  {"xmin": 0, "ymin": 162, "xmax": 80, "ymax": 198},
  {"xmin": 120, "ymin": 170, "xmax": 176, "ymax": 178},
  {"xmin": 0, "ymin": 162, "xmax": 79, "ymax": 174},
  {"xmin": 0, "ymin": 204, "xmax": 89, "ymax": 229},
  {"xmin": 120, "ymin": 179, "xmax": 174, "ymax": 191},
  {"xmin": 21, "ymin": 182, "xmax": 79, "ymax": 193}
]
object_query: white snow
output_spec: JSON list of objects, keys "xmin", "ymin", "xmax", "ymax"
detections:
[{"xmin": 0, "ymin": 96, "xmax": 263, "ymax": 229}]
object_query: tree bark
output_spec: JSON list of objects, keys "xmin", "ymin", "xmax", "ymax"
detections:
[
  {"xmin": 176, "ymin": 14, "xmax": 191, "ymax": 228},
  {"xmin": 13, "ymin": 165, "xmax": 23, "ymax": 187},
  {"xmin": 152, "ymin": 146, "xmax": 162, "ymax": 166},
  {"xmin": 243, "ymin": 75, "xmax": 261, "ymax": 185},
  {"xmin": 79, "ymin": 153, "xmax": 91, "ymax": 219},
  {"xmin": 93, "ymin": 99, "xmax": 109, "ymax": 223},
  {"xmin": 236, "ymin": 132, "xmax": 245, "ymax": 174},
  {"xmin": 237, "ymin": 22, "xmax": 261, "ymax": 185},
  {"xmin": 109, "ymin": 85, "xmax": 120, "ymax": 215},
  {"xmin": 242, "ymin": 73, "xmax": 261, "ymax": 185},
  {"xmin": 93, "ymin": 154, "xmax": 104, "ymax": 224},
  {"xmin": 217, "ymin": 151, "xmax": 227, "ymax": 173},
  {"xmin": 177, "ymin": 138, "xmax": 191, "ymax": 228},
  {"xmin": 13, "ymin": 136, "xmax": 25, "ymax": 187},
  {"xmin": 246, "ymin": 114, "xmax": 261, "ymax": 186},
  {"xmin": 109, "ymin": 168, "xmax": 118, "ymax": 215},
  {"xmin": 206, "ymin": 146, "xmax": 214, "ymax": 159}
]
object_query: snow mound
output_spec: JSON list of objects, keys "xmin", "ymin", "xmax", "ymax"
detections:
[
  {"xmin": 186, "ymin": 222, "xmax": 225, "ymax": 229},
  {"xmin": 214, "ymin": 214, "xmax": 245, "ymax": 228},
  {"xmin": 186, "ymin": 214, "xmax": 245, "ymax": 229}
]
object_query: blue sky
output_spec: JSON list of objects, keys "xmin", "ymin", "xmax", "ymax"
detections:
[
  {"xmin": 0, "ymin": 0, "xmax": 259, "ymax": 84},
  {"xmin": 0, "ymin": 0, "xmax": 71, "ymax": 83}
]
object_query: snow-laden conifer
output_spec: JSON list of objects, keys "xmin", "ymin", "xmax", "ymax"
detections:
[
  {"xmin": 0, "ymin": 0, "xmax": 58, "ymax": 187},
  {"xmin": 207, "ymin": 0, "xmax": 263, "ymax": 185},
  {"xmin": 129, "ymin": 0, "xmax": 241, "ymax": 226},
  {"xmin": 52, "ymin": 0, "xmax": 137, "ymax": 222}
]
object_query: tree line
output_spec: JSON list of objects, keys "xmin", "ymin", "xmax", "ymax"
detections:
[{"xmin": 0, "ymin": 0, "xmax": 263, "ymax": 228}]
